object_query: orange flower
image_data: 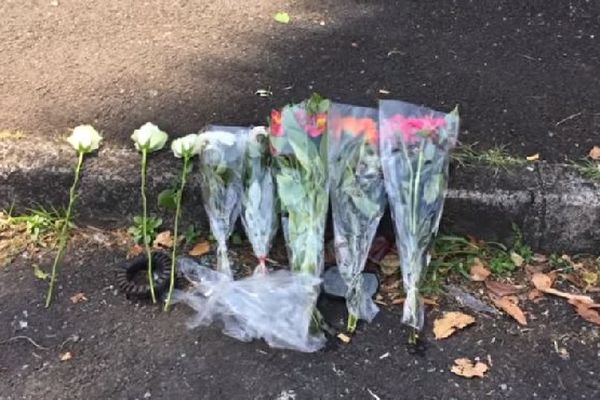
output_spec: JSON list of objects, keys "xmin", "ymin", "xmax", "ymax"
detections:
[{"xmin": 334, "ymin": 117, "xmax": 378, "ymax": 146}]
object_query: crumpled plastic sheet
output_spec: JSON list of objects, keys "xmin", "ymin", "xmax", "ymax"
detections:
[{"xmin": 173, "ymin": 258, "xmax": 326, "ymax": 353}]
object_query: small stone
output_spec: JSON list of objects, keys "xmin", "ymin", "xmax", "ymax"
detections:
[
  {"xmin": 143, "ymin": 392, "xmax": 151, "ymax": 399},
  {"xmin": 500, "ymin": 384, "xmax": 508, "ymax": 391}
]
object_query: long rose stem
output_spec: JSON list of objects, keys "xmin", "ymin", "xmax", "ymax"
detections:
[{"xmin": 45, "ymin": 151, "xmax": 84, "ymax": 308}]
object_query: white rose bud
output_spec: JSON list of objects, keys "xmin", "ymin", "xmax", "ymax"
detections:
[
  {"xmin": 131, "ymin": 122, "xmax": 168, "ymax": 153},
  {"xmin": 171, "ymin": 133, "xmax": 202, "ymax": 158},
  {"xmin": 67, "ymin": 125, "xmax": 102, "ymax": 153}
]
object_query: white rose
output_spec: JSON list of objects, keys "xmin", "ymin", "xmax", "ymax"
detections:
[
  {"xmin": 131, "ymin": 122, "xmax": 168, "ymax": 153},
  {"xmin": 67, "ymin": 125, "xmax": 102, "ymax": 153},
  {"xmin": 171, "ymin": 133, "xmax": 202, "ymax": 158}
]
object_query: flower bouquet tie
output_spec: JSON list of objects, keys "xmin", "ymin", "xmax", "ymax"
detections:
[
  {"xmin": 241, "ymin": 126, "xmax": 278, "ymax": 274},
  {"xmin": 327, "ymin": 103, "xmax": 386, "ymax": 332},
  {"xmin": 379, "ymin": 100, "xmax": 459, "ymax": 332},
  {"xmin": 197, "ymin": 126, "xmax": 247, "ymax": 278}
]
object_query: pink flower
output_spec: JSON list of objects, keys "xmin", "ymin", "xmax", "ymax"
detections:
[
  {"xmin": 270, "ymin": 109, "xmax": 283, "ymax": 137},
  {"xmin": 385, "ymin": 114, "xmax": 446, "ymax": 144},
  {"xmin": 294, "ymin": 110, "xmax": 327, "ymax": 138}
]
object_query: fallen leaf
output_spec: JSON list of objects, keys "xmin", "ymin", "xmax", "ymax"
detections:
[
  {"xmin": 391, "ymin": 297, "xmax": 438, "ymax": 307},
  {"xmin": 451, "ymin": 358, "xmax": 489, "ymax": 378},
  {"xmin": 490, "ymin": 294, "xmax": 527, "ymax": 325},
  {"xmin": 526, "ymin": 153, "xmax": 540, "ymax": 161},
  {"xmin": 568, "ymin": 299, "xmax": 600, "ymax": 326},
  {"xmin": 469, "ymin": 258, "xmax": 491, "ymax": 281},
  {"xmin": 189, "ymin": 241, "xmax": 211, "ymax": 257},
  {"xmin": 379, "ymin": 252, "xmax": 400, "ymax": 276},
  {"xmin": 582, "ymin": 271, "xmax": 598, "ymax": 287},
  {"xmin": 510, "ymin": 252, "xmax": 524, "ymax": 267},
  {"xmin": 531, "ymin": 253, "xmax": 548, "ymax": 263},
  {"xmin": 70, "ymin": 292, "xmax": 88, "ymax": 304},
  {"xmin": 33, "ymin": 264, "xmax": 49, "ymax": 281},
  {"xmin": 153, "ymin": 231, "xmax": 173, "ymax": 249},
  {"xmin": 485, "ymin": 280, "xmax": 520, "ymax": 297},
  {"xmin": 589, "ymin": 146, "xmax": 600, "ymax": 160},
  {"xmin": 60, "ymin": 352, "xmax": 73, "ymax": 361},
  {"xmin": 433, "ymin": 312, "xmax": 476, "ymax": 339},
  {"xmin": 527, "ymin": 288, "xmax": 544, "ymax": 303},
  {"xmin": 531, "ymin": 272, "xmax": 594, "ymax": 304},
  {"xmin": 337, "ymin": 333, "xmax": 351, "ymax": 343},
  {"xmin": 273, "ymin": 12, "xmax": 290, "ymax": 24},
  {"xmin": 127, "ymin": 244, "xmax": 144, "ymax": 259}
]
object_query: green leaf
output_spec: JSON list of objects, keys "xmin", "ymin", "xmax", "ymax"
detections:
[
  {"xmin": 423, "ymin": 174, "xmax": 443, "ymax": 204},
  {"xmin": 158, "ymin": 189, "xmax": 178, "ymax": 210},
  {"xmin": 274, "ymin": 12, "xmax": 290, "ymax": 24},
  {"xmin": 276, "ymin": 173, "xmax": 305, "ymax": 209},
  {"xmin": 33, "ymin": 264, "xmax": 49, "ymax": 281}
]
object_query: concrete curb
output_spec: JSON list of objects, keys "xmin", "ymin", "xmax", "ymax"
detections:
[{"xmin": 1, "ymin": 137, "xmax": 599, "ymax": 253}]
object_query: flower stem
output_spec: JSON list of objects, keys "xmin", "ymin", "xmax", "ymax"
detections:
[
  {"xmin": 347, "ymin": 313, "xmax": 358, "ymax": 333},
  {"xmin": 141, "ymin": 149, "xmax": 156, "ymax": 304},
  {"xmin": 411, "ymin": 140, "xmax": 426, "ymax": 234},
  {"xmin": 45, "ymin": 151, "xmax": 84, "ymax": 308},
  {"xmin": 164, "ymin": 155, "xmax": 190, "ymax": 311}
]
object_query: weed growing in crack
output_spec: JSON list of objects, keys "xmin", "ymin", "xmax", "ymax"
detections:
[
  {"xmin": 572, "ymin": 159, "xmax": 600, "ymax": 181},
  {"xmin": 452, "ymin": 144, "xmax": 527, "ymax": 170}
]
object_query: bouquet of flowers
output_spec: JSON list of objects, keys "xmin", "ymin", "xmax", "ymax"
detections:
[
  {"xmin": 197, "ymin": 125, "xmax": 248, "ymax": 278},
  {"xmin": 328, "ymin": 103, "xmax": 386, "ymax": 332},
  {"xmin": 241, "ymin": 126, "xmax": 278, "ymax": 274},
  {"xmin": 379, "ymin": 100, "xmax": 460, "ymax": 331},
  {"xmin": 270, "ymin": 94, "xmax": 330, "ymax": 276}
]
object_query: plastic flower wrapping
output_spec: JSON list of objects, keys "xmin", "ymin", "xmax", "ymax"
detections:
[
  {"xmin": 379, "ymin": 100, "xmax": 460, "ymax": 330},
  {"xmin": 270, "ymin": 95, "xmax": 330, "ymax": 277},
  {"xmin": 173, "ymin": 258, "xmax": 324, "ymax": 353},
  {"xmin": 197, "ymin": 125, "xmax": 248, "ymax": 278},
  {"xmin": 241, "ymin": 126, "xmax": 278, "ymax": 274},
  {"xmin": 327, "ymin": 103, "xmax": 386, "ymax": 331}
]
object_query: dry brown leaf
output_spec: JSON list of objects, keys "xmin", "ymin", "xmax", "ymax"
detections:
[
  {"xmin": 60, "ymin": 352, "xmax": 73, "ymax": 362},
  {"xmin": 189, "ymin": 241, "xmax": 211, "ymax": 256},
  {"xmin": 70, "ymin": 292, "xmax": 88, "ymax": 304},
  {"xmin": 527, "ymin": 288, "xmax": 544, "ymax": 303},
  {"xmin": 450, "ymin": 358, "xmax": 489, "ymax": 378},
  {"xmin": 589, "ymin": 146, "xmax": 600, "ymax": 160},
  {"xmin": 531, "ymin": 272, "xmax": 594, "ymax": 304},
  {"xmin": 490, "ymin": 294, "xmax": 527, "ymax": 325},
  {"xmin": 127, "ymin": 244, "xmax": 144, "ymax": 259},
  {"xmin": 390, "ymin": 297, "xmax": 438, "ymax": 306},
  {"xmin": 526, "ymin": 153, "xmax": 540, "ymax": 161},
  {"xmin": 569, "ymin": 299, "xmax": 600, "ymax": 325},
  {"xmin": 433, "ymin": 312, "xmax": 476, "ymax": 339},
  {"xmin": 485, "ymin": 280, "xmax": 520, "ymax": 297},
  {"xmin": 469, "ymin": 258, "xmax": 491, "ymax": 281},
  {"xmin": 153, "ymin": 231, "xmax": 173, "ymax": 249}
]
